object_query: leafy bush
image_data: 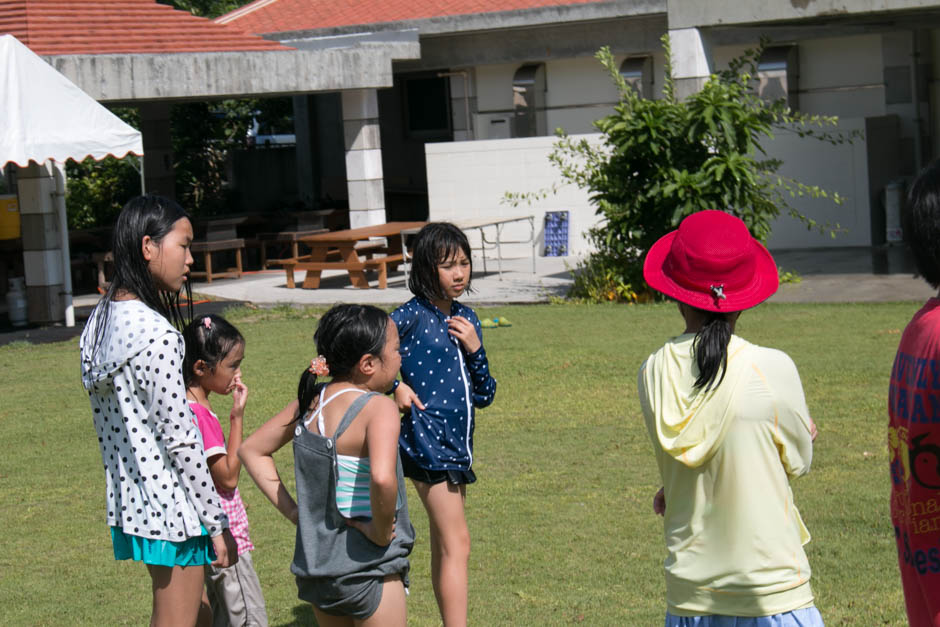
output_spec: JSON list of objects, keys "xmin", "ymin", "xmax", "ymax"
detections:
[{"xmin": 550, "ymin": 38, "xmax": 848, "ymax": 302}]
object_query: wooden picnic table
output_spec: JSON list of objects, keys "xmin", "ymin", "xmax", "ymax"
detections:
[
  {"xmin": 400, "ymin": 216, "xmax": 535, "ymax": 280},
  {"xmin": 256, "ymin": 228, "xmax": 327, "ymax": 269},
  {"xmin": 282, "ymin": 221, "xmax": 427, "ymax": 289}
]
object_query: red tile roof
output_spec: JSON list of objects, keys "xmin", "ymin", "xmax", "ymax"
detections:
[
  {"xmin": 216, "ymin": 0, "xmax": 605, "ymax": 35},
  {"xmin": 0, "ymin": 0, "xmax": 291, "ymax": 55}
]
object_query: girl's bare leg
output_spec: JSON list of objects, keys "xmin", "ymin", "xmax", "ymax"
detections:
[
  {"xmin": 147, "ymin": 564, "xmax": 206, "ymax": 627},
  {"xmin": 311, "ymin": 607, "xmax": 354, "ymax": 627},
  {"xmin": 196, "ymin": 586, "xmax": 212, "ymax": 627},
  {"xmin": 358, "ymin": 575, "xmax": 406, "ymax": 627},
  {"xmin": 414, "ymin": 480, "xmax": 469, "ymax": 627}
]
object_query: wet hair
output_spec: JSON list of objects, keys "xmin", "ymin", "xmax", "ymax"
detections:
[
  {"xmin": 182, "ymin": 314, "xmax": 245, "ymax": 388},
  {"xmin": 85, "ymin": 194, "xmax": 193, "ymax": 360},
  {"xmin": 407, "ymin": 222, "xmax": 473, "ymax": 301},
  {"xmin": 296, "ymin": 304, "xmax": 390, "ymax": 420},
  {"xmin": 691, "ymin": 308, "xmax": 736, "ymax": 392},
  {"xmin": 905, "ymin": 159, "xmax": 940, "ymax": 288}
]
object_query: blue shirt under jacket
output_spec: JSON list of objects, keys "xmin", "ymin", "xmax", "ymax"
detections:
[{"xmin": 390, "ymin": 297, "xmax": 497, "ymax": 471}]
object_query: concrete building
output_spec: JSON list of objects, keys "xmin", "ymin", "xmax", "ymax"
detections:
[
  {"xmin": 1, "ymin": 0, "xmax": 419, "ymax": 323},
  {"xmin": 218, "ymin": 0, "xmax": 940, "ymax": 257}
]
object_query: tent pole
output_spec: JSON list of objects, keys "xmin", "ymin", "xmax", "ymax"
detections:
[{"xmin": 53, "ymin": 161, "xmax": 74, "ymax": 327}]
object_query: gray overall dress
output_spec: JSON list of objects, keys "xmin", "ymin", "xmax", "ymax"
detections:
[{"xmin": 291, "ymin": 390, "xmax": 415, "ymax": 618}]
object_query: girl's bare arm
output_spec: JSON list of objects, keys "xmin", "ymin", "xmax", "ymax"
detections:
[
  {"xmin": 209, "ymin": 376, "xmax": 247, "ymax": 492},
  {"xmin": 238, "ymin": 399, "xmax": 300, "ymax": 525},
  {"xmin": 347, "ymin": 396, "xmax": 401, "ymax": 545}
]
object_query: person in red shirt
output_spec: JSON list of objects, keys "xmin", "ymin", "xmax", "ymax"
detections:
[{"xmin": 889, "ymin": 159, "xmax": 940, "ymax": 626}]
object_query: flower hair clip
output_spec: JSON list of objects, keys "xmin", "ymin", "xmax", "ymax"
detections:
[
  {"xmin": 202, "ymin": 317, "xmax": 212, "ymax": 329},
  {"xmin": 309, "ymin": 356, "xmax": 329, "ymax": 376}
]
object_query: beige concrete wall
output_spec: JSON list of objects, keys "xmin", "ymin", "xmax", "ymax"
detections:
[
  {"xmin": 426, "ymin": 120, "xmax": 873, "ymax": 255},
  {"xmin": 473, "ymin": 53, "xmax": 669, "ymax": 138},
  {"xmin": 472, "ymin": 33, "xmax": 887, "ymax": 138},
  {"xmin": 669, "ymin": 0, "xmax": 940, "ymax": 30},
  {"xmin": 425, "ymin": 134, "xmax": 602, "ymax": 258},
  {"xmin": 764, "ymin": 118, "xmax": 874, "ymax": 249}
]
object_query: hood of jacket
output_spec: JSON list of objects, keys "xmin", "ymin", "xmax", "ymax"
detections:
[
  {"xmin": 641, "ymin": 333, "xmax": 752, "ymax": 468},
  {"xmin": 80, "ymin": 300, "xmax": 178, "ymax": 389}
]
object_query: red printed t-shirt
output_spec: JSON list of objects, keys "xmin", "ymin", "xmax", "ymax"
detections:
[
  {"xmin": 189, "ymin": 401, "xmax": 255, "ymax": 556},
  {"xmin": 889, "ymin": 297, "xmax": 940, "ymax": 626}
]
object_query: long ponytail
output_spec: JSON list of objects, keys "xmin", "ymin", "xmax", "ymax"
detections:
[
  {"xmin": 692, "ymin": 311, "xmax": 734, "ymax": 392},
  {"xmin": 296, "ymin": 368, "xmax": 326, "ymax": 423}
]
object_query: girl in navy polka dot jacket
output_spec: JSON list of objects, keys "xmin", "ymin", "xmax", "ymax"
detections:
[
  {"xmin": 80, "ymin": 195, "xmax": 237, "ymax": 626},
  {"xmin": 391, "ymin": 222, "xmax": 496, "ymax": 627}
]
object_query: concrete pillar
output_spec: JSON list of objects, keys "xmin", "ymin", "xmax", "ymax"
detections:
[
  {"xmin": 139, "ymin": 102, "xmax": 175, "ymax": 199},
  {"xmin": 669, "ymin": 27, "xmax": 714, "ymax": 100},
  {"xmin": 341, "ymin": 89, "xmax": 386, "ymax": 228},
  {"xmin": 293, "ymin": 94, "xmax": 318, "ymax": 209},
  {"xmin": 18, "ymin": 162, "xmax": 64, "ymax": 324}
]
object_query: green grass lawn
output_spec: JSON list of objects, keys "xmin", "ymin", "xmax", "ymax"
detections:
[{"xmin": 0, "ymin": 302, "xmax": 916, "ymax": 625}]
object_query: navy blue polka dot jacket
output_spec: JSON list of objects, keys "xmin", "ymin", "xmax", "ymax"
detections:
[{"xmin": 391, "ymin": 297, "xmax": 497, "ymax": 471}]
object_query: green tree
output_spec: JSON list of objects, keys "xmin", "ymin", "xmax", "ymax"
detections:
[
  {"xmin": 529, "ymin": 38, "xmax": 848, "ymax": 302},
  {"xmin": 157, "ymin": 0, "xmax": 243, "ymax": 18}
]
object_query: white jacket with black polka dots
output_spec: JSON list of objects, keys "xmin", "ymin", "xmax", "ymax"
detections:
[{"xmin": 80, "ymin": 300, "xmax": 229, "ymax": 541}]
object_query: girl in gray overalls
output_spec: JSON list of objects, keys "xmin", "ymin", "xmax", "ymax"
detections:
[{"xmin": 239, "ymin": 304, "xmax": 415, "ymax": 626}]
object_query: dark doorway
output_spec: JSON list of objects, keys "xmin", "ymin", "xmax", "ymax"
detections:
[{"xmin": 379, "ymin": 71, "xmax": 453, "ymax": 222}]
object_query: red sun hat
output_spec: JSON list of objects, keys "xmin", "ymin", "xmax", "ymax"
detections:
[{"xmin": 643, "ymin": 210, "xmax": 779, "ymax": 313}]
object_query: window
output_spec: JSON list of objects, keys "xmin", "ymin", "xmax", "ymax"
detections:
[{"xmin": 403, "ymin": 76, "xmax": 452, "ymax": 139}]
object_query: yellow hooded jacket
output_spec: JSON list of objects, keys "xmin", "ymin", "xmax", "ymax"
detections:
[{"xmin": 638, "ymin": 334, "xmax": 815, "ymax": 617}]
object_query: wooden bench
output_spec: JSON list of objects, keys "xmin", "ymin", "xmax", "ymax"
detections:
[
  {"xmin": 278, "ymin": 253, "xmax": 405, "ymax": 289},
  {"xmin": 189, "ymin": 238, "xmax": 245, "ymax": 283},
  {"xmin": 269, "ymin": 240, "xmax": 387, "ymax": 282},
  {"xmin": 256, "ymin": 228, "xmax": 327, "ymax": 269}
]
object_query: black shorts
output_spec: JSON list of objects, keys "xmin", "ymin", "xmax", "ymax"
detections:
[{"xmin": 400, "ymin": 453, "xmax": 476, "ymax": 485}]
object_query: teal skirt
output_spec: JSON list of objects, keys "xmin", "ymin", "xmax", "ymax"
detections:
[{"xmin": 111, "ymin": 526, "xmax": 214, "ymax": 567}]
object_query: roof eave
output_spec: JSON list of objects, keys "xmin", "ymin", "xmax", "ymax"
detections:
[
  {"xmin": 44, "ymin": 44, "xmax": 421, "ymax": 103},
  {"xmin": 263, "ymin": 0, "xmax": 666, "ymax": 42}
]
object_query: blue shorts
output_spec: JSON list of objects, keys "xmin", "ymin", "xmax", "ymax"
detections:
[
  {"xmin": 665, "ymin": 607, "xmax": 824, "ymax": 627},
  {"xmin": 111, "ymin": 526, "xmax": 214, "ymax": 567}
]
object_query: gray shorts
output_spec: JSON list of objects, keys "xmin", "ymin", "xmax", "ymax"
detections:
[
  {"xmin": 296, "ymin": 572, "xmax": 406, "ymax": 620},
  {"xmin": 205, "ymin": 550, "xmax": 268, "ymax": 627}
]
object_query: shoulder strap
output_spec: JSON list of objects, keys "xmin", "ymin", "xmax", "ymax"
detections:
[
  {"xmin": 333, "ymin": 391, "xmax": 380, "ymax": 442},
  {"xmin": 302, "ymin": 386, "xmax": 328, "ymax": 428}
]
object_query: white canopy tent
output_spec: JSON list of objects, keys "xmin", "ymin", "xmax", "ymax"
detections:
[{"xmin": 0, "ymin": 34, "xmax": 143, "ymax": 326}]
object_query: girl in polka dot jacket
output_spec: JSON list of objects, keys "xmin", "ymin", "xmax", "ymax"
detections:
[
  {"xmin": 391, "ymin": 222, "xmax": 497, "ymax": 627},
  {"xmin": 80, "ymin": 195, "xmax": 237, "ymax": 627}
]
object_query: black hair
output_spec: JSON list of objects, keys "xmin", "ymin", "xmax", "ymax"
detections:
[
  {"xmin": 296, "ymin": 304, "xmax": 390, "ymax": 420},
  {"xmin": 904, "ymin": 159, "xmax": 940, "ymax": 288},
  {"xmin": 407, "ymin": 222, "xmax": 473, "ymax": 301},
  {"xmin": 691, "ymin": 308, "xmax": 735, "ymax": 392},
  {"xmin": 86, "ymin": 194, "xmax": 193, "ymax": 360},
  {"xmin": 182, "ymin": 314, "xmax": 245, "ymax": 388}
]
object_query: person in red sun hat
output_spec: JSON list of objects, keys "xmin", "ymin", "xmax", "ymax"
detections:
[{"xmin": 637, "ymin": 210, "xmax": 822, "ymax": 627}]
